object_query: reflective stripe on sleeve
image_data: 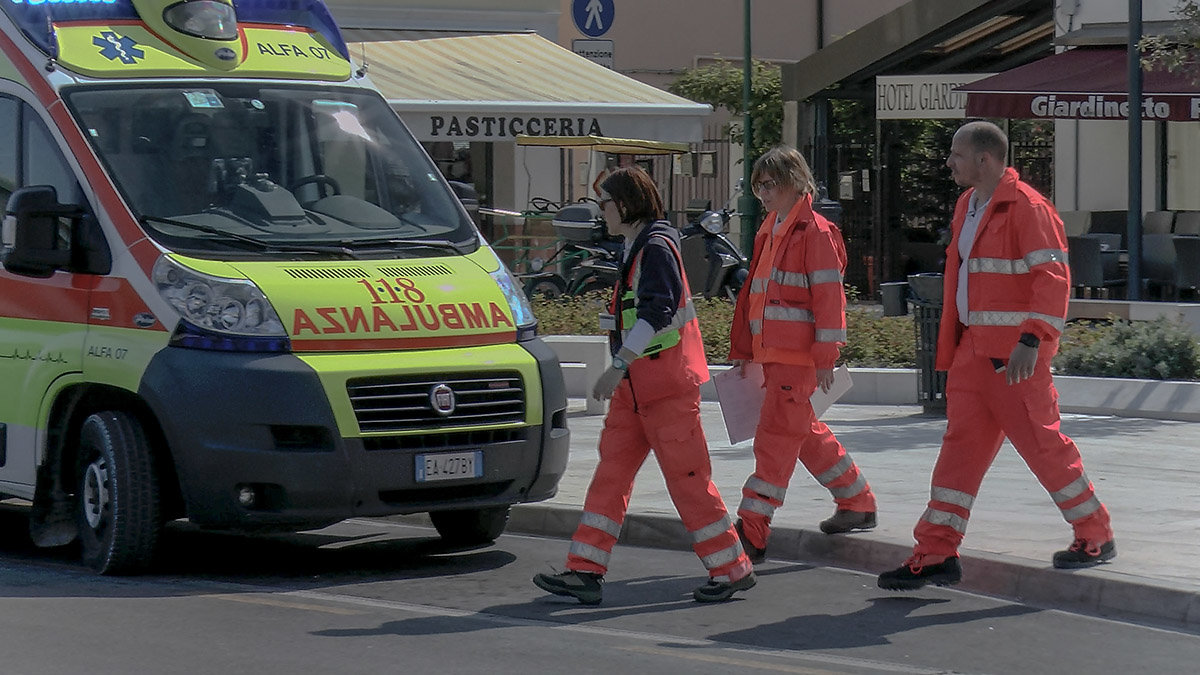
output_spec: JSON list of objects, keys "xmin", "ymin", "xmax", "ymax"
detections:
[
  {"xmin": 920, "ymin": 507, "xmax": 969, "ymax": 534},
  {"xmin": 967, "ymin": 310, "xmax": 1066, "ymax": 332},
  {"xmin": 808, "ymin": 268, "xmax": 843, "ymax": 285},
  {"xmin": 579, "ymin": 511, "xmax": 622, "ymax": 538},
  {"xmin": 815, "ymin": 328, "xmax": 847, "ymax": 343},
  {"xmin": 744, "ymin": 475, "xmax": 786, "ymax": 502},
  {"xmin": 1050, "ymin": 475, "xmax": 1091, "ymax": 505},
  {"xmin": 930, "ymin": 486, "xmax": 976, "ymax": 510},
  {"xmin": 739, "ymin": 495, "xmax": 776, "ymax": 518},
  {"xmin": 568, "ymin": 540, "xmax": 611, "ymax": 567},
  {"xmin": 691, "ymin": 515, "xmax": 734, "ymax": 545},
  {"xmin": 967, "ymin": 249, "xmax": 1066, "ymax": 275}
]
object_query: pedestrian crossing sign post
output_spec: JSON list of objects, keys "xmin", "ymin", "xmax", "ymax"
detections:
[{"xmin": 572, "ymin": 0, "xmax": 614, "ymax": 38}]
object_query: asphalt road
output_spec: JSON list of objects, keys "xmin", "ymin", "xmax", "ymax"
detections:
[{"xmin": 0, "ymin": 505, "xmax": 1197, "ymax": 675}]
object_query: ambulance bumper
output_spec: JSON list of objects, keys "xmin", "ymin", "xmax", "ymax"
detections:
[{"xmin": 138, "ymin": 340, "xmax": 569, "ymax": 530}]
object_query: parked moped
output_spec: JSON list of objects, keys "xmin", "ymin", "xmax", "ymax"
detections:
[{"xmin": 679, "ymin": 194, "xmax": 749, "ymax": 301}]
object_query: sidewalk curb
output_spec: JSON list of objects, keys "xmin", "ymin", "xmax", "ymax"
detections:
[{"xmin": 506, "ymin": 504, "xmax": 1200, "ymax": 630}]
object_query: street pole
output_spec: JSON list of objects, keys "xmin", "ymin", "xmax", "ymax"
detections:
[
  {"xmin": 1126, "ymin": 0, "xmax": 1142, "ymax": 299},
  {"xmin": 739, "ymin": 0, "xmax": 760, "ymax": 258}
]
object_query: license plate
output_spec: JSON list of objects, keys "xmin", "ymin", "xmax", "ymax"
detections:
[{"xmin": 415, "ymin": 450, "xmax": 483, "ymax": 482}]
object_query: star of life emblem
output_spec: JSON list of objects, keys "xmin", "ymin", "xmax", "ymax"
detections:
[{"xmin": 93, "ymin": 31, "xmax": 145, "ymax": 65}]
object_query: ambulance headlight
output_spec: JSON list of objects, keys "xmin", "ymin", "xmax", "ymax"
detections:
[
  {"xmin": 154, "ymin": 256, "xmax": 290, "ymax": 352},
  {"xmin": 488, "ymin": 264, "xmax": 538, "ymax": 342},
  {"xmin": 163, "ymin": 1, "xmax": 238, "ymax": 41}
]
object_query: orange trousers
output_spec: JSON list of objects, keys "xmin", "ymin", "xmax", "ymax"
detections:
[
  {"xmin": 566, "ymin": 381, "xmax": 753, "ymax": 582},
  {"xmin": 738, "ymin": 363, "xmax": 876, "ymax": 549},
  {"xmin": 912, "ymin": 330, "xmax": 1114, "ymax": 561}
]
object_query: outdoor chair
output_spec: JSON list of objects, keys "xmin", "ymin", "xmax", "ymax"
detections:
[
  {"xmin": 1174, "ymin": 236, "xmax": 1200, "ymax": 301},
  {"xmin": 1143, "ymin": 210, "xmax": 1176, "ymax": 234},
  {"xmin": 1059, "ymin": 210, "xmax": 1091, "ymax": 237},
  {"xmin": 1174, "ymin": 211, "xmax": 1200, "ymax": 236},
  {"xmin": 1087, "ymin": 210, "xmax": 1128, "ymax": 248},
  {"xmin": 1067, "ymin": 235, "xmax": 1124, "ymax": 298},
  {"xmin": 1141, "ymin": 233, "xmax": 1177, "ymax": 299},
  {"xmin": 1082, "ymin": 232, "xmax": 1121, "ymax": 252}
]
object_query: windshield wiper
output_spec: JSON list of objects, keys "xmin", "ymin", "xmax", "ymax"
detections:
[
  {"xmin": 337, "ymin": 238, "xmax": 465, "ymax": 255},
  {"xmin": 139, "ymin": 215, "xmax": 360, "ymax": 259}
]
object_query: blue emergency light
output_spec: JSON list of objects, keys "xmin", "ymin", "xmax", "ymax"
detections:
[{"xmin": 1, "ymin": 0, "xmax": 348, "ymax": 61}]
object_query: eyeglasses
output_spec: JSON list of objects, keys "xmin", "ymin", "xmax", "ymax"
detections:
[{"xmin": 752, "ymin": 178, "xmax": 780, "ymax": 194}]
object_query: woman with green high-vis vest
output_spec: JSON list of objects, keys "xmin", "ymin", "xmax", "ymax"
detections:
[{"xmin": 533, "ymin": 167, "xmax": 755, "ymax": 605}]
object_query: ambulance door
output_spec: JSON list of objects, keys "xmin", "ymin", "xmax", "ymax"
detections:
[{"xmin": 0, "ymin": 97, "xmax": 94, "ymax": 492}]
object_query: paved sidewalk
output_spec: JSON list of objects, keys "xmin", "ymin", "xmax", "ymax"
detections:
[{"xmin": 510, "ymin": 400, "xmax": 1200, "ymax": 630}]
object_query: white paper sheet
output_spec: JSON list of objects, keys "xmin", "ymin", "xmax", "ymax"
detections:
[{"xmin": 714, "ymin": 364, "xmax": 853, "ymax": 444}]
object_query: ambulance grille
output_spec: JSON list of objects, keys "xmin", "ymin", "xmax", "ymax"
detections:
[
  {"xmin": 377, "ymin": 264, "xmax": 453, "ymax": 277},
  {"xmin": 347, "ymin": 371, "xmax": 525, "ymax": 432},
  {"xmin": 284, "ymin": 267, "xmax": 369, "ymax": 280}
]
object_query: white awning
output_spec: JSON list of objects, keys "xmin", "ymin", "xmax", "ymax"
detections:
[{"xmin": 351, "ymin": 33, "xmax": 711, "ymax": 143}]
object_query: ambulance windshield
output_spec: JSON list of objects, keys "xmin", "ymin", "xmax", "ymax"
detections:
[{"xmin": 65, "ymin": 84, "xmax": 477, "ymax": 257}]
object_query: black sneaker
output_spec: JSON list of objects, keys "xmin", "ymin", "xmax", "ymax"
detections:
[
  {"xmin": 1052, "ymin": 538, "xmax": 1116, "ymax": 569},
  {"xmin": 533, "ymin": 570, "xmax": 603, "ymax": 605},
  {"xmin": 877, "ymin": 555, "xmax": 962, "ymax": 590},
  {"xmin": 819, "ymin": 509, "xmax": 877, "ymax": 534},
  {"xmin": 734, "ymin": 519, "xmax": 766, "ymax": 564},
  {"xmin": 693, "ymin": 571, "xmax": 757, "ymax": 602}
]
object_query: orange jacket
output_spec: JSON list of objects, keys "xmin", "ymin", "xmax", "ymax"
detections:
[
  {"xmin": 612, "ymin": 229, "xmax": 709, "ymax": 404},
  {"xmin": 936, "ymin": 167, "xmax": 1069, "ymax": 370},
  {"xmin": 729, "ymin": 195, "xmax": 847, "ymax": 370}
]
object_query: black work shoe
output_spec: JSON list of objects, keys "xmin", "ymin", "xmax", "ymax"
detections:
[
  {"xmin": 877, "ymin": 556, "xmax": 962, "ymax": 590},
  {"xmin": 734, "ymin": 519, "xmax": 766, "ymax": 564},
  {"xmin": 693, "ymin": 571, "xmax": 757, "ymax": 602},
  {"xmin": 819, "ymin": 509, "xmax": 877, "ymax": 534},
  {"xmin": 533, "ymin": 570, "xmax": 603, "ymax": 605},
  {"xmin": 1052, "ymin": 538, "xmax": 1116, "ymax": 569}
]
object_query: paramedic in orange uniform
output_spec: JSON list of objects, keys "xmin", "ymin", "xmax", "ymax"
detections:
[
  {"xmin": 729, "ymin": 145, "xmax": 878, "ymax": 565},
  {"xmin": 533, "ymin": 167, "xmax": 755, "ymax": 604},
  {"xmin": 878, "ymin": 121, "xmax": 1115, "ymax": 591}
]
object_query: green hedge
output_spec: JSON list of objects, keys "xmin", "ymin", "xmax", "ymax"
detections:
[
  {"xmin": 1054, "ymin": 316, "xmax": 1200, "ymax": 380},
  {"xmin": 532, "ymin": 294, "xmax": 915, "ymax": 367},
  {"xmin": 532, "ymin": 296, "xmax": 1200, "ymax": 380}
]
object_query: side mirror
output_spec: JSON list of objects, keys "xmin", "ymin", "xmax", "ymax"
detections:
[{"xmin": 2, "ymin": 186, "xmax": 81, "ymax": 278}]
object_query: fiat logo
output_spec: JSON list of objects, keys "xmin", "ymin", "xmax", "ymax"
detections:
[{"xmin": 429, "ymin": 384, "xmax": 456, "ymax": 416}]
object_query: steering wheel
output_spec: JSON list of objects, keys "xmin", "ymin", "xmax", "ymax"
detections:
[{"xmin": 289, "ymin": 174, "xmax": 341, "ymax": 197}]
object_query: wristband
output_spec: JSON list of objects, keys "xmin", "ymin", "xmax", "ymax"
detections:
[{"xmin": 1018, "ymin": 333, "xmax": 1040, "ymax": 349}]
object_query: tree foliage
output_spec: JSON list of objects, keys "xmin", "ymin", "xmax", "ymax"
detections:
[
  {"xmin": 669, "ymin": 59, "xmax": 782, "ymax": 162},
  {"xmin": 1139, "ymin": 0, "xmax": 1200, "ymax": 81}
]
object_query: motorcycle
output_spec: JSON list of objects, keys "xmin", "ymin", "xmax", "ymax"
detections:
[{"xmin": 679, "ymin": 194, "xmax": 749, "ymax": 301}]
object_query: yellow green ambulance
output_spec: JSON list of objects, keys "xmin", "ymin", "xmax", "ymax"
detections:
[{"xmin": 0, "ymin": 0, "xmax": 569, "ymax": 573}]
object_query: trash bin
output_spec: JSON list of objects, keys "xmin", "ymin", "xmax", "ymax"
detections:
[
  {"xmin": 907, "ymin": 273, "xmax": 946, "ymax": 414},
  {"xmin": 880, "ymin": 281, "xmax": 908, "ymax": 316}
]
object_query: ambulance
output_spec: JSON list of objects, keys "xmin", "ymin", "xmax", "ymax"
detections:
[{"xmin": 0, "ymin": 0, "xmax": 569, "ymax": 573}]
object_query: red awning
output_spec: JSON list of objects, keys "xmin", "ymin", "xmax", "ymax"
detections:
[{"xmin": 958, "ymin": 47, "xmax": 1200, "ymax": 122}]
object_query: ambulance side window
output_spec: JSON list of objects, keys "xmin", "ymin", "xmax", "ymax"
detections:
[
  {"xmin": 18, "ymin": 104, "xmax": 108, "ymax": 274},
  {"xmin": 0, "ymin": 97, "xmax": 17, "ymax": 206}
]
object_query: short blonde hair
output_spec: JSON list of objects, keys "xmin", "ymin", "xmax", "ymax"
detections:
[{"xmin": 751, "ymin": 145, "xmax": 817, "ymax": 197}]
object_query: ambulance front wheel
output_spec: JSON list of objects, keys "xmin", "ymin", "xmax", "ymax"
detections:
[
  {"xmin": 429, "ymin": 506, "xmax": 510, "ymax": 545},
  {"xmin": 75, "ymin": 411, "xmax": 163, "ymax": 575}
]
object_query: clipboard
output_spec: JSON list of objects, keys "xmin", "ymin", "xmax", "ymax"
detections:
[{"xmin": 713, "ymin": 363, "xmax": 852, "ymax": 444}]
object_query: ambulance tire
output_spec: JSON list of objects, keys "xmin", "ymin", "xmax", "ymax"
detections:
[
  {"xmin": 75, "ymin": 411, "xmax": 162, "ymax": 575},
  {"xmin": 429, "ymin": 506, "xmax": 510, "ymax": 545}
]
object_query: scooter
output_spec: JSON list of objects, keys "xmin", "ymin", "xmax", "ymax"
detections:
[{"xmin": 680, "ymin": 195, "xmax": 749, "ymax": 301}]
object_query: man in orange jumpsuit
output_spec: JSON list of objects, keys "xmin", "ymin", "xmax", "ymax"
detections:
[
  {"xmin": 533, "ymin": 167, "xmax": 755, "ymax": 604},
  {"xmin": 729, "ymin": 145, "xmax": 878, "ymax": 565},
  {"xmin": 878, "ymin": 121, "xmax": 1116, "ymax": 590}
]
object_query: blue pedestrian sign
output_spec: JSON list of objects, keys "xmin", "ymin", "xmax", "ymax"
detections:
[{"xmin": 572, "ymin": 0, "xmax": 614, "ymax": 38}]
